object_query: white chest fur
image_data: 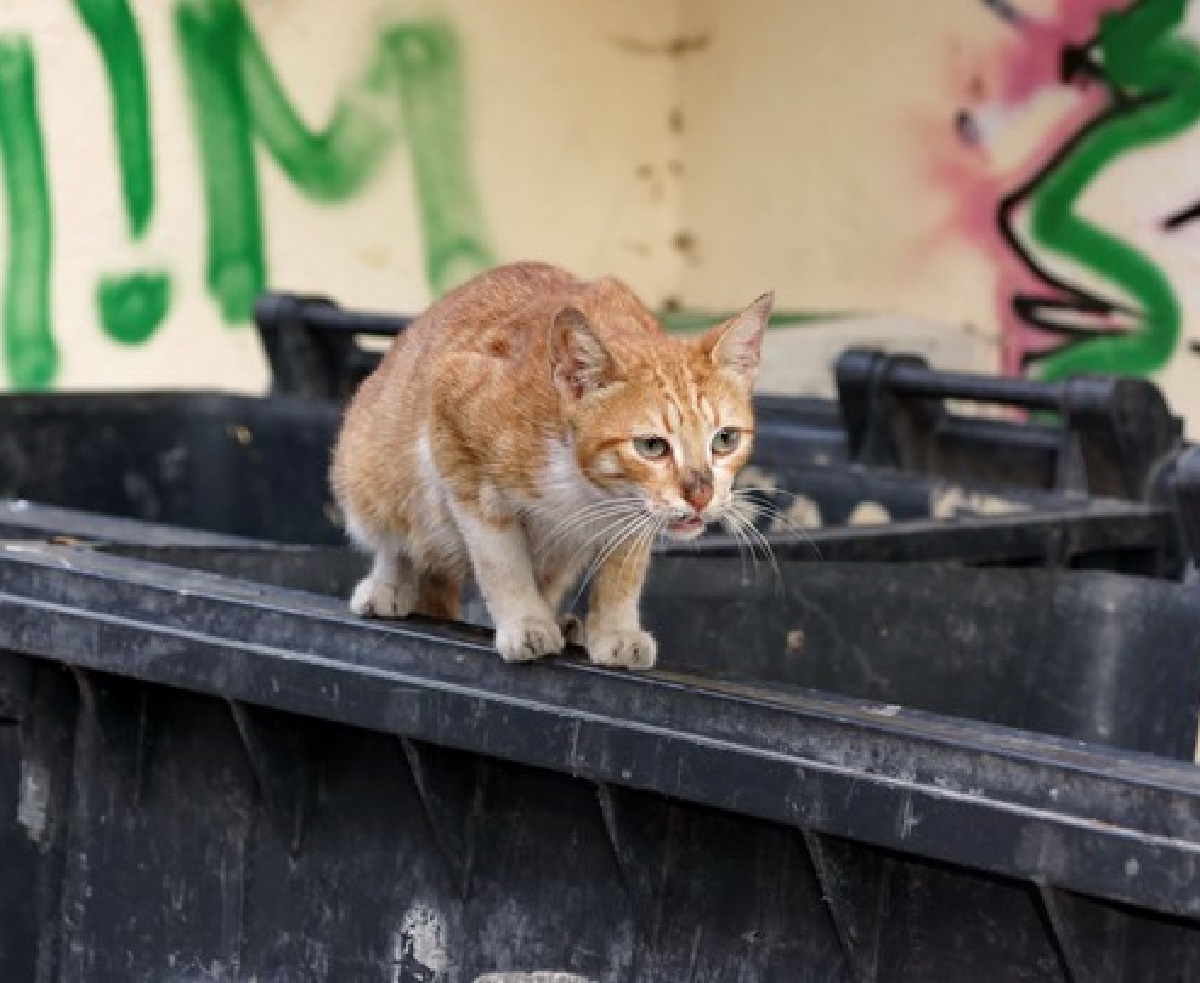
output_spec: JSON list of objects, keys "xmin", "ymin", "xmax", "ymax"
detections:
[{"xmin": 521, "ymin": 438, "xmax": 613, "ymax": 564}]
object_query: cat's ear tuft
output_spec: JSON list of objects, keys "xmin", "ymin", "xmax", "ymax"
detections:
[
  {"xmin": 551, "ymin": 305, "xmax": 618, "ymax": 400},
  {"xmin": 705, "ymin": 291, "xmax": 773, "ymax": 386}
]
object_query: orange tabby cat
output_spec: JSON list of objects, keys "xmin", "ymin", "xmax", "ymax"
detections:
[{"xmin": 330, "ymin": 261, "xmax": 772, "ymax": 668}]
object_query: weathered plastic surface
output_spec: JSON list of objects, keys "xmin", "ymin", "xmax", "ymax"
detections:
[
  {"xmin": 88, "ymin": 540, "xmax": 1200, "ymax": 760},
  {"xmin": 1, "ymin": 541, "xmax": 1200, "ymax": 981},
  {"xmin": 0, "ymin": 392, "xmax": 341, "ymax": 544}
]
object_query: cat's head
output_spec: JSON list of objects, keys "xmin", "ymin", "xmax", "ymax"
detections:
[{"xmin": 551, "ymin": 292, "xmax": 773, "ymax": 540}]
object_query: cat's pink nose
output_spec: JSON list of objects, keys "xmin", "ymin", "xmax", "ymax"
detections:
[{"xmin": 681, "ymin": 471, "xmax": 714, "ymax": 512}]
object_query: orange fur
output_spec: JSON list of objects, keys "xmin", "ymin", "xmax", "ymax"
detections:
[{"xmin": 330, "ymin": 261, "xmax": 772, "ymax": 667}]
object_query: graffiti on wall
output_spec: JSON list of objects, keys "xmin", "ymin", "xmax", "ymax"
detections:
[
  {"xmin": 930, "ymin": 0, "xmax": 1200, "ymax": 383},
  {"xmin": 0, "ymin": 0, "xmax": 493, "ymax": 389}
]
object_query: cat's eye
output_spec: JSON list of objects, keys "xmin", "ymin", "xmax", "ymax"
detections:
[
  {"xmin": 711, "ymin": 428, "xmax": 741, "ymax": 455},
  {"xmin": 633, "ymin": 436, "xmax": 670, "ymax": 459}
]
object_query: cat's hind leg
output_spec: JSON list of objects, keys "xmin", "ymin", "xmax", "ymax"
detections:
[
  {"xmin": 537, "ymin": 555, "xmax": 588, "ymax": 646},
  {"xmin": 350, "ymin": 539, "xmax": 419, "ymax": 618},
  {"xmin": 415, "ymin": 570, "xmax": 464, "ymax": 621}
]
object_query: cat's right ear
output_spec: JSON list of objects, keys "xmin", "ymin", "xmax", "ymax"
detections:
[
  {"xmin": 703, "ymin": 291, "xmax": 773, "ymax": 387},
  {"xmin": 551, "ymin": 306, "xmax": 619, "ymax": 400}
]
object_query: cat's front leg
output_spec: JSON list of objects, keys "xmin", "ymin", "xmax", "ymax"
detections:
[
  {"xmin": 584, "ymin": 538, "xmax": 656, "ymax": 670},
  {"xmin": 450, "ymin": 498, "xmax": 564, "ymax": 663}
]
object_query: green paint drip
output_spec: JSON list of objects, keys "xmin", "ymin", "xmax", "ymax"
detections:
[
  {"xmin": 175, "ymin": 1, "xmax": 494, "ymax": 323},
  {"xmin": 97, "ymin": 271, "xmax": 171, "ymax": 344},
  {"xmin": 75, "ymin": 0, "xmax": 172, "ymax": 345},
  {"xmin": 175, "ymin": 0, "xmax": 262, "ymax": 323},
  {"xmin": 73, "ymin": 0, "xmax": 154, "ymax": 238},
  {"xmin": 95, "ymin": 271, "xmax": 173, "ymax": 344},
  {"xmin": 0, "ymin": 38, "xmax": 56, "ymax": 390},
  {"xmin": 1029, "ymin": 0, "xmax": 1200, "ymax": 380},
  {"xmin": 660, "ymin": 309, "xmax": 842, "ymax": 334},
  {"xmin": 240, "ymin": 13, "xmax": 395, "ymax": 200},
  {"xmin": 386, "ymin": 24, "xmax": 494, "ymax": 294}
]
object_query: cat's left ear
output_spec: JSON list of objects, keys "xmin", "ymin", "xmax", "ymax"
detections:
[
  {"xmin": 703, "ymin": 291, "xmax": 774, "ymax": 386},
  {"xmin": 551, "ymin": 305, "xmax": 620, "ymax": 401}
]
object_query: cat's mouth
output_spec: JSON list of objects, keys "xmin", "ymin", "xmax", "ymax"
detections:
[{"xmin": 665, "ymin": 515, "xmax": 706, "ymax": 538}]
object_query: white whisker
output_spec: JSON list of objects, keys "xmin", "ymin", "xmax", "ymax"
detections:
[
  {"xmin": 573, "ymin": 511, "xmax": 657, "ymax": 605},
  {"xmin": 619, "ymin": 512, "xmax": 664, "ymax": 583},
  {"xmin": 533, "ymin": 498, "xmax": 646, "ymax": 558},
  {"xmin": 721, "ymin": 510, "xmax": 752, "ymax": 582},
  {"xmin": 730, "ymin": 490, "xmax": 824, "ymax": 561},
  {"xmin": 723, "ymin": 506, "xmax": 782, "ymax": 592}
]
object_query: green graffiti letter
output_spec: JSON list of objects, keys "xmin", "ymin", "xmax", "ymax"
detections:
[
  {"xmin": 96, "ymin": 271, "xmax": 171, "ymax": 343},
  {"xmin": 74, "ymin": 0, "xmax": 172, "ymax": 345},
  {"xmin": 74, "ymin": 0, "xmax": 153, "ymax": 236},
  {"xmin": 174, "ymin": 0, "xmax": 493, "ymax": 323},
  {"xmin": 1027, "ymin": 0, "xmax": 1200, "ymax": 380},
  {"xmin": 0, "ymin": 38, "xmax": 56, "ymax": 389},
  {"xmin": 386, "ymin": 25, "xmax": 493, "ymax": 294}
]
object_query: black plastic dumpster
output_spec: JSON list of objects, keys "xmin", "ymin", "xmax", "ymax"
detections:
[
  {"xmin": 0, "ymin": 392, "xmax": 343, "ymax": 544},
  {"xmin": 2, "ymin": 310, "xmax": 1200, "ymax": 979},
  {"xmin": 2, "ymin": 538, "xmax": 1200, "ymax": 981},
  {"xmin": 0, "ymin": 386, "xmax": 1185, "ymax": 575}
]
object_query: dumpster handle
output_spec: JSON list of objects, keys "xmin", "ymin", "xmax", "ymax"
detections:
[
  {"xmin": 254, "ymin": 292, "xmax": 410, "ymax": 339},
  {"xmin": 874, "ymin": 359, "xmax": 1065, "ymax": 413},
  {"xmin": 835, "ymin": 348, "xmax": 1181, "ymax": 499},
  {"xmin": 252, "ymin": 292, "xmax": 409, "ymax": 401}
]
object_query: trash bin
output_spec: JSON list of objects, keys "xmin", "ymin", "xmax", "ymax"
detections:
[
  {"xmin": 1, "ymin": 536, "xmax": 1199, "ymax": 981},
  {"xmin": 0, "ymin": 391, "xmax": 344, "ymax": 544},
  {"xmin": 0, "ymin": 294, "xmax": 1197, "ymax": 979},
  {"xmin": 0, "ymin": 387, "xmax": 1185, "ymax": 575}
]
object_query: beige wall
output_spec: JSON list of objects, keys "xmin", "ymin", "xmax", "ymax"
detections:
[
  {"xmin": 3, "ymin": 0, "xmax": 1199, "ymax": 431},
  {"xmin": 678, "ymin": 0, "xmax": 993, "ymax": 317},
  {"xmin": 674, "ymin": 0, "xmax": 1006, "ymax": 395}
]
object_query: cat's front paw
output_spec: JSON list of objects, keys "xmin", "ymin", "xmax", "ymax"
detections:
[
  {"xmin": 495, "ymin": 616, "xmax": 565, "ymax": 663},
  {"xmin": 587, "ymin": 628, "xmax": 657, "ymax": 669},
  {"xmin": 351, "ymin": 576, "xmax": 416, "ymax": 618}
]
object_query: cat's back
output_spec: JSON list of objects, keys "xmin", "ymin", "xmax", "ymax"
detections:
[
  {"xmin": 393, "ymin": 261, "xmax": 584, "ymax": 372},
  {"xmin": 332, "ymin": 264, "xmax": 585, "ymax": 487},
  {"xmin": 336, "ymin": 263, "xmax": 575, "ymax": 430},
  {"xmin": 391, "ymin": 261, "xmax": 662, "ymax": 375},
  {"xmin": 336, "ymin": 261, "xmax": 663, "ymax": 451}
]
